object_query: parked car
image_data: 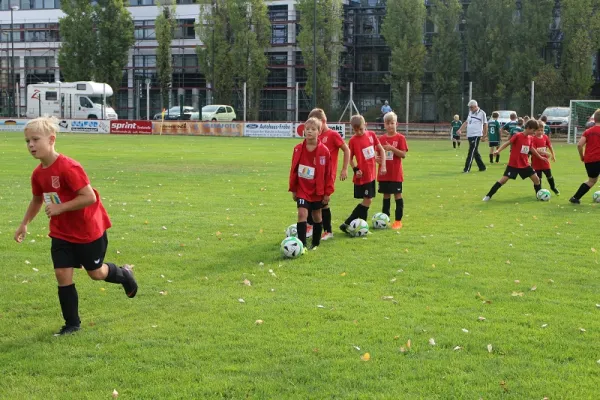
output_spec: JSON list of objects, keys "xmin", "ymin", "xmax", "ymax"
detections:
[
  {"xmin": 490, "ymin": 110, "xmax": 518, "ymax": 125},
  {"xmin": 153, "ymin": 106, "xmax": 197, "ymax": 120},
  {"xmin": 201, "ymin": 105, "xmax": 236, "ymax": 121},
  {"xmin": 541, "ymin": 106, "xmax": 570, "ymax": 132}
]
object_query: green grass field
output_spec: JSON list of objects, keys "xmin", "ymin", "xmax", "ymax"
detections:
[{"xmin": 1, "ymin": 132, "xmax": 599, "ymax": 399}]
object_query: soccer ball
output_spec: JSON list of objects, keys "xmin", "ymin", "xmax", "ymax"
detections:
[
  {"xmin": 593, "ymin": 191, "xmax": 600, "ymax": 203},
  {"xmin": 349, "ymin": 218, "xmax": 369, "ymax": 237},
  {"xmin": 536, "ymin": 189, "xmax": 551, "ymax": 201},
  {"xmin": 285, "ymin": 223, "xmax": 312, "ymax": 238},
  {"xmin": 372, "ymin": 212, "xmax": 390, "ymax": 229},
  {"xmin": 280, "ymin": 236, "xmax": 304, "ymax": 258}
]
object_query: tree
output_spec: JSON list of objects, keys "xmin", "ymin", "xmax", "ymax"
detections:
[
  {"xmin": 560, "ymin": 0, "xmax": 600, "ymax": 100},
  {"xmin": 533, "ymin": 64, "xmax": 565, "ymax": 114},
  {"xmin": 382, "ymin": 0, "xmax": 426, "ymax": 121},
  {"xmin": 94, "ymin": 0, "xmax": 135, "ymax": 105},
  {"xmin": 429, "ymin": 0, "xmax": 462, "ymax": 121},
  {"xmin": 58, "ymin": 0, "xmax": 96, "ymax": 81},
  {"xmin": 156, "ymin": 0, "xmax": 176, "ymax": 109},
  {"xmin": 296, "ymin": 0, "xmax": 343, "ymax": 113}
]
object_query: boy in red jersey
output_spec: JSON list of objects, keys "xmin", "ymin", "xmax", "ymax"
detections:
[
  {"xmin": 339, "ymin": 115, "xmax": 386, "ymax": 233},
  {"xmin": 14, "ymin": 117, "xmax": 138, "ymax": 336},
  {"xmin": 377, "ymin": 112, "xmax": 408, "ymax": 229},
  {"xmin": 482, "ymin": 120, "xmax": 545, "ymax": 201},
  {"xmin": 569, "ymin": 110, "xmax": 600, "ymax": 203},
  {"xmin": 289, "ymin": 117, "xmax": 333, "ymax": 251},
  {"xmin": 531, "ymin": 120, "xmax": 559, "ymax": 195},
  {"xmin": 308, "ymin": 108, "xmax": 350, "ymax": 240}
]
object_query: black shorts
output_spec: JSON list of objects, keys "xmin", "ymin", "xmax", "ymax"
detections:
[
  {"xmin": 354, "ymin": 180, "xmax": 376, "ymax": 199},
  {"xmin": 378, "ymin": 181, "xmax": 403, "ymax": 194},
  {"xmin": 503, "ymin": 165, "xmax": 535, "ymax": 180},
  {"xmin": 452, "ymin": 135, "xmax": 460, "ymax": 140},
  {"xmin": 296, "ymin": 198, "xmax": 323, "ymax": 210},
  {"xmin": 51, "ymin": 231, "xmax": 108, "ymax": 271},
  {"xmin": 489, "ymin": 141, "xmax": 500, "ymax": 147},
  {"xmin": 585, "ymin": 161, "xmax": 600, "ymax": 178}
]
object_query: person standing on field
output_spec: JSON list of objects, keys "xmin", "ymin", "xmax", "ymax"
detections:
[{"xmin": 457, "ymin": 100, "xmax": 488, "ymax": 173}]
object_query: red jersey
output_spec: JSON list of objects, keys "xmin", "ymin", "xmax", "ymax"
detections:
[
  {"xmin": 530, "ymin": 134, "xmax": 551, "ymax": 171},
  {"xmin": 288, "ymin": 141, "xmax": 333, "ymax": 202},
  {"xmin": 348, "ymin": 130, "xmax": 380, "ymax": 185},
  {"xmin": 378, "ymin": 133, "xmax": 408, "ymax": 182},
  {"xmin": 31, "ymin": 154, "xmax": 111, "ymax": 244},
  {"xmin": 583, "ymin": 125, "xmax": 600, "ymax": 163},
  {"xmin": 319, "ymin": 128, "xmax": 345, "ymax": 183},
  {"xmin": 508, "ymin": 133, "xmax": 532, "ymax": 169}
]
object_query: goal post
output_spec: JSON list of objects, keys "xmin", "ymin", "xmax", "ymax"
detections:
[{"xmin": 568, "ymin": 99, "xmax": 600, "ymax": 144}]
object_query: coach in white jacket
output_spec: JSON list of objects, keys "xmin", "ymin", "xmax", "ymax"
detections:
[{"xmin": 457, "ymin": 99, "xmax": 488, "ymax": 173}]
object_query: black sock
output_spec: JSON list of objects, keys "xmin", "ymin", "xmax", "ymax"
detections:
[
  {"xmin": 489, "ymin": 154, "xmax": 493, "ymax": 163},
  {"xmin": 548, "ymin": 177, "xmax": 557, "ymax": 191},
  {"xmin": 453, "ymin": 142, "xmax": 456, "ymax": 148},
  {"xmin": 357, "ymin": 204, "xmax": 369, "ymax": 220},
  {"xmin": 486, "ymin": 181, "xmax": 503, "ymax": 198},
  {"xmin": 104, "ymin": 262, "xmax": 126, "ymax": 284},
  {"xmin": 297, "ymin": 221, "xmax": 307, "ymax": 247},
  {"xmin": 307, "ymin": 212, "xmax": 314, "ymax": 226},
  {"xmin": 495, "ymin": 154, "xmax": 500, "ymax": 163},
  {"xmin": 573, "ymin": 183, "xmax": 592, "ymax": 199},
  {"xmin": 534, "ymin": 184, "xmax": 542, "ymax": 194},
  {"xmin": 322, "ymin": 208, "xmax": 332, "ymax": 233},
  {"xmin": 312, "ymin": 222, "xmax": 322, "ymax": 247},
  {"xmin": 382, "ymin": 198, "xmax": 391, "ymax": 216},
  {"xmin": 458, "ymin": 141, "xmax": 460, "ymax": 148},
  {"xmin": 395, "ymin": 198, "xmax": 404, "ymax": 221},
  {"xmin": 345, "ymin": 204, "xmax": 362, "ymax": 224},
  {"xmin": 58, "ymin": 284, "xmax": 80, "ymax": 327}
]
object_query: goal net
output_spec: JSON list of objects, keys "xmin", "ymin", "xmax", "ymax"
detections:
[{"xmin": 568, "ymin": 100, "xmax": 600, "ymax": 144}]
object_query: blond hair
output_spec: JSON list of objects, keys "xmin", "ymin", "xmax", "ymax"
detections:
[
  {"xmin": 537, "ymin": 120, "xmax": 545, "ymax": 128},
  {"xmin": 453, "ymin": 114, "xmax": 459, "ymax": 120},
  {"xmin": 304, "ymin": 117, "xmax": 322, "ymax": 130},
  {"xmin": 25, "ymin": 116, "xmax": 59, "ymax": 137},
  {"xmin": 308, "ymin": 108, "xmax": 326, "ymax": 121},
  {"xmin": 383, "ymin": 111, "xmax": 397, "ymax": 123},
  {"xmin": 350, "ymin": 114, "xmax": 365, "ymax": 128}
]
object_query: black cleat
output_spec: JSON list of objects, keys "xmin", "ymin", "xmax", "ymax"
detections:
[
  {"xmin": 122, "ymin": 265, "xmax": 138, "ymax": 298},
  {"xmin": 339, "ymin": 223, "xmax": 349, "ymax": 234},
  {"xmin": 54, "ymin": 325, "xmax": 80, "ymax": 337},
  {"xmin": 552, "ymin": 188, "xmax": 560, "ymax": 196},
  {"xmin": 569, "ymin": 197, "xmax": 580, "ymax": 204}
]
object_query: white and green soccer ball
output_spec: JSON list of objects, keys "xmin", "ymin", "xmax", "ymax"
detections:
[
  {"xmin": 349, "ymin": 218, "xmax": 369, "ymax": 237},
  {"xmin": 280, "ymin": 236, "xmax": 304, "ymax": 258},
  {"xmin": 372, "ymin": 212, "xmax": 390, "ymax": 229},
  {"xmin": 593, "ymin": 191, "xmax": 600, "ymax": 203},
  {"xmin": 285, "ymin": 223, "xmax": 312, "ymax": 238},
  {"xmin": 537, "ymin": 189, "xmax": 551, "ymax": 201}
]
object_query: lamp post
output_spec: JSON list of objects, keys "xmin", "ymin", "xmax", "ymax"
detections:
[
  {"xmin": 312, "ymin": 0, "xmax": 317, "ymax": 109},
  {"xmin": 460, "ymin": 18, "xmax": 466, "ymax": 120},
  {"xmin": 10, "ymin": 5, "xmax": 19, "ymax": 117}
]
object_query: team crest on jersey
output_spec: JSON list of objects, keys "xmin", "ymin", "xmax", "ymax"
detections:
[
  {"xmin": 51, "ymin": 176, "xmax": 60, "ymax": 189},
  {"xmin": 319, "ymin": 156, "xmax": 326, "ymax": 165},
  {"xmin": 369, "ymin": 136, "xmax": 373, "ymax": 143},
  {"xmin": 392, "ymin": 141, "xmax": 398, "ymax": 147},
  {"xmin": 322, "ymin": 137, "xmax": 328, "ymax": 144}
]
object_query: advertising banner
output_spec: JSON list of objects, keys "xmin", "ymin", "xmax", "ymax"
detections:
[
  {"xmin": 58, "ymin": 119, "xmax": 110, "ymax": 134},
  {"xmin": 110, "ymin": 120, "xmax": 153, "ymax": 135},
  {"xmin": 294, "ymin": 122, "xmax": 346, "ymax": 139},
  {"xmin": 152, "ymin": 121, "xmax": 243, "ymax": 136},
  {"xmin": 0, "ymin": 119, "xmax": 27, "ymax": 131},
  {"xmin": 244, "ymin": 122, "xmax": 294, "ymax": 138}
]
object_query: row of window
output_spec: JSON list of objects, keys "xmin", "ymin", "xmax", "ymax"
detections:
[
  {"xmin": 0, "ymin": 0, "xmax": 197, "ymax": 10},
  {"xmin": 134, "ymin": 19, "xmax": 195, "ymax": 40}
]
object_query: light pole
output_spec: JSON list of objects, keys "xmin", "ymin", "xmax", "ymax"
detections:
[
  {"xmin": 312, "ymin": 0, "xmax": 317, "ymax": 109},
  {"xmin": 10, "ymin": 5, "xmax": 19, "ymax": 117},
  {"xmin": 460, "ymin": 18, "xmax": 466, "ymax": 120}
]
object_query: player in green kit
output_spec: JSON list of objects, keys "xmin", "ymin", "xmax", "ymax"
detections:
[
  {"xmin": 451, "ymin": 114, "xmax": 462, "ymax": 148},
  {"xmin": 488, "ymin": 112, "xmax": 502, "ymax": 164},
  {"xmin": 501, "ymin": 112, "xmax": 518, "ymax": 138},
  {"xmin": 540, "ymin": 115, "xmax": 551, "ymax": 135},
  {"xmin": 509, "ymin": 118, "xmax": 524, "ymax": 138}
]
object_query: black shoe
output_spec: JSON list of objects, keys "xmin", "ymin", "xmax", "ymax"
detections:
[
  {"xmin": 462, "ymin": 170, "xmax": 469, "ymax": 173},
  {"xmin": 569, "ymin": 197, "xmax": 580, "ymax": 204},
  {"xmin": 479, "ymin": 168, "xmax": 487, "ymax": 172},
  {"xmin": 339, "ymin": 223, "xmax": 349, "ymax": 234},
  {"xmin": 122, "ymin": 265, "xmax": 138, "ymax": 298},
  {"xmin": 54, "ymin": 325, "xmax": 80, "ymax": 337},
  {"xmin": 552, "ymin": 188, "xmax": 560, "ymax": 195}
]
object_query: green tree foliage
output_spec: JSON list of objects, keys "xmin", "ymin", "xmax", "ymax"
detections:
[
  {"xmin": 296, "ymin": 0, "xmax": 343, "ymax": 113},
  {"xmin": 156, "ymin": 1, "xmax": 176, "ymax": 109},
  {"xmin": 464, "ymin": 0, "xmax": 512, "ymax": 111},
  {"xmin": 382, "ymin": 0, "xmax": 426, "ymax": 121},
  {"xmin": 560, "ymin": 0, "xmax": 600, "ymax": 100},
  {"xmin": 429, "ymin": 0, "xmax": 462, "ymax": 121},
  {"xmin": 196, "ymin": 0, "xmax": 270, "ymax": 115},
  {"xmin": 58, "ymin": 0, "xmax": 96, "ymax": 81},
  {"xmin": 533, "ymin": 64, "xmax": 565, "ymax": 114}
]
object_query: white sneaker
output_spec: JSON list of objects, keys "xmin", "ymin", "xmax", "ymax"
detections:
[
  {"xmin": 311, "ymin": 246, "xmax": 319, "ymax": 251},
  {"xmin": 306, "ymin": 224, "xmax": 313, "ymax": 238},
  {"xmin": 482, "ymin": 196, "xmax": 491, "ymax": 202},
  {"xmin": 321, "ymin": 232, "xmax": 334, "ymax": 241}
]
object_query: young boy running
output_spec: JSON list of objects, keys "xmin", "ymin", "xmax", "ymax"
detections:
[
  {"xmin": 377, "ymin": 112, "xmax": 408, "ymax": 229},
  {"xmin": 482, "ymin": 120, "xmax": 546, "ymax": 201},
  {"xmin": 569, "ymin": 110, "xmax": 600, "ymax": 204},
  {"xmin": 14, "ymin": 117, "xmax": 138, "ymax": 336},
  {"xmin": 340, "ymin": 115, "xmax": 386, "ymax": 233},
  {"xmin": 451, "ymin": 114, "xmax": 462, "ymax": 148},
  {"xmin": 308, "ymin": 108, "xmax": 350, "ymax": 241},
  {"xmin": 488, "ymin": 111, "xmax": 502, "ymax": 164},
  {"xmin": 288, "ymin": 117, "xmax": 333, "ymax": 251},
  {"xmin": 531, "ymin": 120, "xmax": 560, "ymax": 195}
]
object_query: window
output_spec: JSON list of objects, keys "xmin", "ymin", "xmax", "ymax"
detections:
[
  {"xmin": 45, "ymin": 91, "xmax": 57, "ymax": 101},
  {"xmin": 267, "ymin": 69, "xmax": 287, "ymax": 87},
  {"xmin": 80, "ymin": 97, "xmax": 92, "ymax": 108},
  {"xmin": 269, "ymin": 53, "xmax": 288, "ymax": 66},
  {"xmin": 269, "ymin": 5, "xmax": 287, "ymax": 45},
  {"xmin": 217, "ymin": 107, "xmax": 226, "ymax": 113},
  {"xmin": 174, "ymin": 19, "xmax": 196, "ymax": 39},
  {"xmin": 24, "ymin": 23, "xmax": 59, "ymax": 42},
  {"xmin": 77, "ymin": 84, "xmax": 86, "ymax": 90},
  {"xmin": 226, "ymin": 107, "xmax": 233, "ymax": 113},
  {"xmin": 134, "ymin": 20, "xmax": 155, "ymax": 40}
]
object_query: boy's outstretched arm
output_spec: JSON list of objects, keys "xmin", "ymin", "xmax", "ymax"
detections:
[
  {"xmin": 15, "ymin": 195, "xmax": 44, "ymax": 242},
  {"xmin": 45, "ymin": 184, "xmax": 96, "ymax": 217},
  {"xmin": 494, "ymin": 141, "xmax": 511, "ymax": 154}
]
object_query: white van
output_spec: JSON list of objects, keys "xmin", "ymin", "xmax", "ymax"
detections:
[{"xmin": 26, "ymin": 81, "xmax": 118, "ymax": 120}]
